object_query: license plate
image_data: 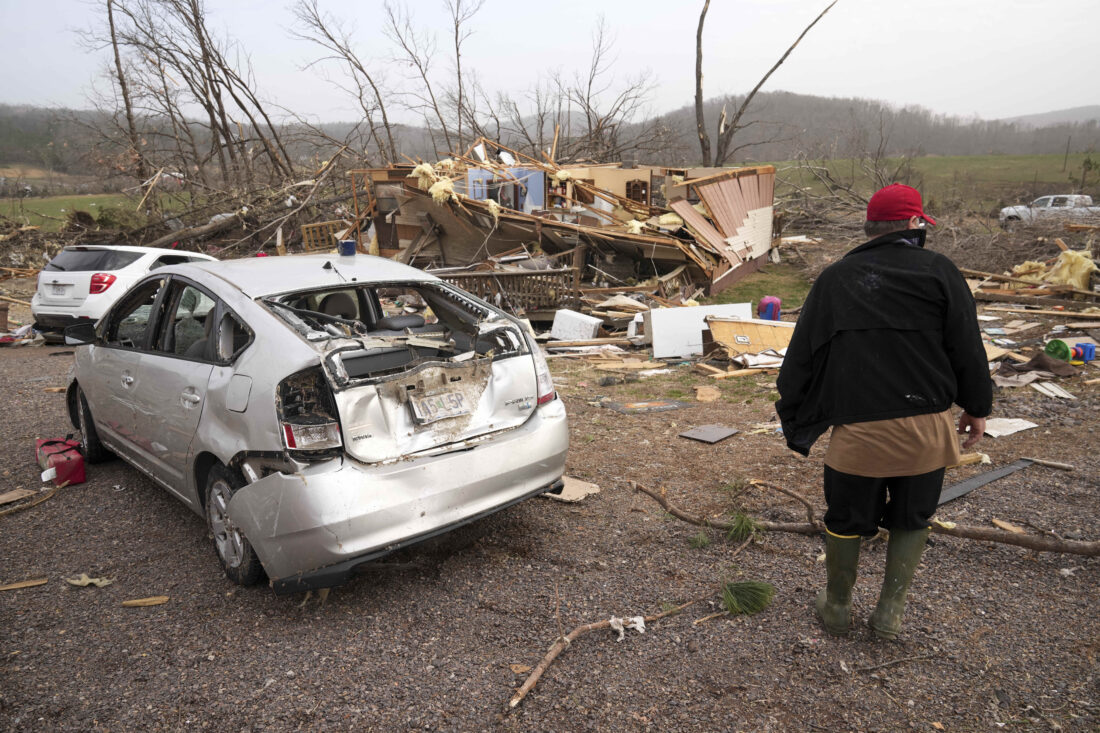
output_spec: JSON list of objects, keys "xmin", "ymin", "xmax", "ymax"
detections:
[
  {"xmin": 50, "ymin": 284, "xmax": 66, "ymax": 296},
  {"xmin": 410, "ymin": 390, "xmax": 470, "ymax": 424}
]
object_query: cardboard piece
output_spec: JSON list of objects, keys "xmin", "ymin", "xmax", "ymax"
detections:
[
  {"xmin": 679, "ymin": 425, "xmax": 739, "ymax": 444},
  {"xmin": 543, "ymin": 477, "xmax": 601, "ymax": 503},
  {"xmin": 642, "ymin": 303, "xmax": 752, "ymax": 358}
]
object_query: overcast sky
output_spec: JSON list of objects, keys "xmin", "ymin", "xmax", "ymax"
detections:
[{"xmin": 1, "ymin": 0, "xmax": 1097, "ymax": 123}]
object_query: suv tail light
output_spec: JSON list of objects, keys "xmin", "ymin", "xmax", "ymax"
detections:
[
  {"xmin": 89, "ymin": 273, "xmax": 117, "ymax": 294},
  {"xmin": 523, "ymin": 331, "xmax": 557, "ymax": 405},
  {"xmin": 277, "ymin": 367, "xmax": 343, "ymax": 455}
]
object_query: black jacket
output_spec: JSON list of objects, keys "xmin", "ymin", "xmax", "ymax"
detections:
[{"xmin": 775, "ymin": 230, "xmax": 993, "ymax": 456}]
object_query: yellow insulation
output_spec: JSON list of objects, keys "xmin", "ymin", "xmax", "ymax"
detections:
[
  {"xmin": 429, "ymin": 177, "xmax": 458, "ymax": 205},
  {"xmin": 408, "ymin": 163, "xmax": 437, "ymax": 191},
  {"xmin": 626, "ymin": 219, "xmax": 645, "ymax": 235},
  {"xmin": 1010, "ymin": 250, "xmax": 1097, "ymax": 291},
  {"xmin": 657, "ymin": 212, "xmax": 683, "ymax": 228},
  {"xmin": 487, "ymin": 198, "xmax": 502, "ymax": 223}
]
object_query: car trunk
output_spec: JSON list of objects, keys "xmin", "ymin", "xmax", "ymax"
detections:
[
  {"xmin": 36, "ymin": 247, "xmax": 143, "ymax": 309},
  {"xmin": 267, "ymin": 281, "xmax": 541, "ymax": 465},
  {"xmin": 328, "ymin": 344, "xmax": 537, "ymax": 463}
]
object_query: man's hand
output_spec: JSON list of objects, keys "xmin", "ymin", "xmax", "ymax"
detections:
[{"xmin": 958, "ymin": 412, "xmax": 986, "ymax": 449}]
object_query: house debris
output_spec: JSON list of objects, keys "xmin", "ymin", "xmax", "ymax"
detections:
[{"xmin": 331, "ymin": 139, "xmax": 775, "ymax": 323}]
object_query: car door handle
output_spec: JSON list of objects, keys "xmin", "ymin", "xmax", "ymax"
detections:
[
  {"xmin": 121, "ymin": 375, "xmax": 134, "ymax": 386},
  {"xmin": 181, "ymin": 392, "xmax": 201, "ymax": 405}
]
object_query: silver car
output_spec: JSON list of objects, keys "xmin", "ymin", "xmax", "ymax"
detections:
[{"xmin": 65, "ymin": 254, "xmax": 568, "ymax": 593}]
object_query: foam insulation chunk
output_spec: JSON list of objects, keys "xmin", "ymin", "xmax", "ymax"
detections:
[{"xmin": 626, "ymin": 219, "xmax": 645, "ymax": 235}]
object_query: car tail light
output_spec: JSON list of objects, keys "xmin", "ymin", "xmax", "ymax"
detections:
[
  {"xmin": 89, "ymin": 273, "xmax": 116, "ymax": 294},
  {"xmin": 524, "ymin": 331, "xmax": 557, "ymax": 405},
  {"xmin": 277, "ymin": 367, "xmax": 343, "ymax": 454}
]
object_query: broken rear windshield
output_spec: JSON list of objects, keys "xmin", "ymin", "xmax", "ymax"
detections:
[{"xmin": 45, "ymin": 248, "xmax": 143, "ymax": 272}]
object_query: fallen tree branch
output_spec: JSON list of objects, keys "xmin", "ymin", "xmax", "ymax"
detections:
[
  {"xmin": 634, "ymin": 482, "xmax": 1100, "ymax": 556},
  {"xmin": 749, "ymin": 479, "xmax": 817, "ymax": 525},
  {"xmin": 634, "ymin": 482, "xmax": 822, "ymax": 536},
  {"xmin": 508, "ymin": 596, "xmax": 701, "ymax": 710}
]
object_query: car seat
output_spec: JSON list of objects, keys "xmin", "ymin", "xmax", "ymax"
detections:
[{"xmin": 319, "ymin": 292, "xmax": 357, "ymax": 319}]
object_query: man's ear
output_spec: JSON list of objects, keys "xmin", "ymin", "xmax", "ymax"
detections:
[{"xmin": 908, "ymin": 215, "xmax": 921, "ymax": 229}]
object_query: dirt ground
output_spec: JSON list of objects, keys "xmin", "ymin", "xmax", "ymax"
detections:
[{"xmin": 0, "ymin": 279, "xmax": 1098, "ymax": 730}]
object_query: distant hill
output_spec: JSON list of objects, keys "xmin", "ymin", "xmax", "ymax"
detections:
[
  {"xmin": 3, "ymin": 94, "xmax": 1100, "ymax": 182},
  {"xmin": 999, "ymin": 106, "xmax": 1100, "ymax": 128}
]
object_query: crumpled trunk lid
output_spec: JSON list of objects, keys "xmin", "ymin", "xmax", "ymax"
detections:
[{"xmin": 329, "ymin": 351, "xmax": 538, "ymax": 464}]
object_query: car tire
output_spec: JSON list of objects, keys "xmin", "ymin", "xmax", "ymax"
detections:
[
  {"xmin": 76, "ymin": 387, "xmax": 113, "ymax": 464},
  {"xmin": 205, "ymin": 464, "xmax": 264, "ymax": 586}
]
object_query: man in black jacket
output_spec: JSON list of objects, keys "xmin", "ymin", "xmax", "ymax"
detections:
[{"xmin": 776, "ymin": 183, "xmax": 992, "ymax": 639}]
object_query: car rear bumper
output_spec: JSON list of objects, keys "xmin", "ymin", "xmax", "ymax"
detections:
[
  {"xmin": 226, "ymin": 398, "xmax": 569, "ymax": 594},
  {"xmin": 31, "ymin": 312, "xmax": 97, "ymax": 332}
]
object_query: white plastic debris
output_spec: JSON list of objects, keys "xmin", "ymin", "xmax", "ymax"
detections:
[{"xmin": 608, "ymin": 615, "xmax": 647, "ymax": 641}]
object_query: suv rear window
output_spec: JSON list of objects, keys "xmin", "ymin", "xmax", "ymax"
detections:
[{"xmin": 44, "ymin": 248, "xmax": 143, "ymax": 272}]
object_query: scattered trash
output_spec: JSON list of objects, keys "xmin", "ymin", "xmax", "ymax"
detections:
[
  {"xmin": 679, "ymin": 425, "xmax": 740, "ymax": 444},
  {"xmin": 35, "ymin": 437, "xmax": 85, "ymax": 487},
  {"xmin": 544, "ymin": 477, "xmax": 600, "ymax": 503},
  {"xmin": 1031, "ymin": 382, "xmax": 1076, "ymax": 399},
  {"xmin": 509, "ymin": 663, "xmax": 533, "ymax": 675},
  {"xmin": 64, "ymin": 574, "xmax": 114, "ymax": 588},
  {"xmin": 608, "ymin": 615, "xmax": 646, "ymax": 641},
  {"xmin": 983, "ymin": 418, "xmax": 1039, "ymax": 437}
]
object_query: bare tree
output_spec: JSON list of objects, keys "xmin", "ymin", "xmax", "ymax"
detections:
[
  {"xmin": 446, "ymin": 0, "xmax": 484, "ymax": 152},
  {"xmin": 383, "ymin": 1, "xmax": 453, "ymax": 153},
  {"xmin": 291, "ymin": 0, "xmax": 398, "ymax": 164},
  {"xmin": 696, "ymin": 0, "xmax": 837, "ymax": 166}
]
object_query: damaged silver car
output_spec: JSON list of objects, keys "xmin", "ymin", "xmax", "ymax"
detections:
[{"xmin": 65, "ymin": 254, "xmax": 568, "ymax": 593}]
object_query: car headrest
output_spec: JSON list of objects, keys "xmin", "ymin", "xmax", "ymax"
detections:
[
  {"xmin": 319, "ymin": 292, "xmax": 357, "ymax": 319},
  {"xmin": 375, "ymin": 314, "xmax": 425, "ymax": 331}
]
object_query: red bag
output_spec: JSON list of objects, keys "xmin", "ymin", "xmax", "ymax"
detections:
[{"xmin": 35, "ymin": 438, "xmax": 86, "ymax": 487}]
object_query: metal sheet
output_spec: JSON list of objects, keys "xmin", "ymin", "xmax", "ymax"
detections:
[{"xmin": 938, "ymin": 459, "xmax": 1033, "ymax": 505}]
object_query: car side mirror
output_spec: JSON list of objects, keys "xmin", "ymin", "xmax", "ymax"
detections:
[{"xmin": 64, "ymin": 322, "xmax": 97, "ymax": 345}]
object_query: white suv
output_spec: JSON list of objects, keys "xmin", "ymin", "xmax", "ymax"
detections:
[{"xmin": 32, "ymin": 245, "xmax": 217, "ymax": 336}]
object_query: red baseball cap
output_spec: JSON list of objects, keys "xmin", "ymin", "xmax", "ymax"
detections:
[{"xmin": 866, "ymin": 183, "xmax": 936, "ymax": 226}]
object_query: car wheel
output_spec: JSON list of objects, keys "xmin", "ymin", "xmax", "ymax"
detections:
[
  {"xmin": 76, "ymin": 387, "xmax": 113, "ymax": 464},
  {"xmin": 205, "ymin": 464, "xmax": 264, "ymax": 586}
]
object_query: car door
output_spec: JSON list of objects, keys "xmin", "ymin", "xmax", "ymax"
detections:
[
  {"xmin": 82, "ymin": 277, "xmax": 169, "ymax": 455},
  {"xmin": 127, "ymin": 278, "xmax": 218, "ymax": 503}
]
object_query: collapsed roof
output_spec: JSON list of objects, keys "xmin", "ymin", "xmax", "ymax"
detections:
[{"xmin": 348, "ymin": 138, "xmax": 776, "ymax": 299}]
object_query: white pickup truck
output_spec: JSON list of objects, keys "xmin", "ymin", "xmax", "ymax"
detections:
[{"xmin": 999, "ymin": 194, "xmax": 1100, "ymax": 226}]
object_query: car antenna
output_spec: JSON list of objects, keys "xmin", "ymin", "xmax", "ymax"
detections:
[{"xmin": 322, "ymin": 260, "xmax": 347, "ymax": 282}]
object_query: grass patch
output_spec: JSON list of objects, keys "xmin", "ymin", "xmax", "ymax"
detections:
[
  {"xmin": 1, "ymin": 193, "xmax": 188, "ymax": 231},
  {"xmin": 703, "ymin": 262, "xmax": 811, "ymax": 309}
]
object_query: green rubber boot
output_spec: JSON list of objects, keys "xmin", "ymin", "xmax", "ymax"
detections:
[
  {"xmin": 815, "ymin": 531, "xmax": 861, "ymax": 636},
  {"xmin": 869, "ymin": 528, "xmax": 931, "ymax": 640}
]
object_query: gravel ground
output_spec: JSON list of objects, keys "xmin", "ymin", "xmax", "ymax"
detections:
[{"xmin": 0, "ymin": 312, "xmax": 1097, "ymax": 730}]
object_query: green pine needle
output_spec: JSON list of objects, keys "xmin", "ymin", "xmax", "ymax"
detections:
[
  {"xmin": 726, "ymin": 512, "xmax": 760, "ymax": 542},
  {"xmin": 720, "ymin": 580, "xmax": 775, "ymax": 616}
]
